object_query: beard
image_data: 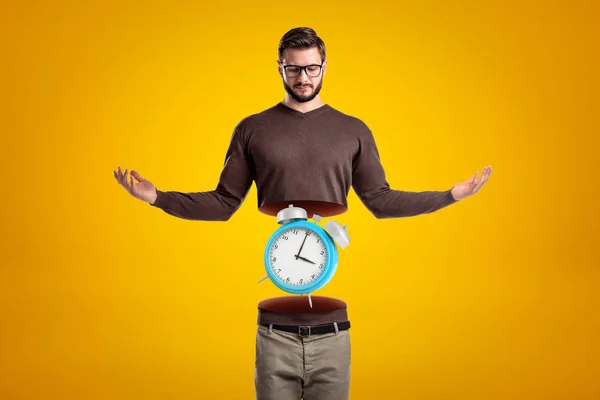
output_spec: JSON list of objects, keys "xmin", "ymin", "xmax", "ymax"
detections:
[{"xmin": 283, "ymin": 78, "xmax": 323, "ymax": 103}]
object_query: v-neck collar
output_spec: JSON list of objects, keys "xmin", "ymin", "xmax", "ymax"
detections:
[{"xmin": 276, "ymin": 102, "xmax": 331, "ymax": 119}]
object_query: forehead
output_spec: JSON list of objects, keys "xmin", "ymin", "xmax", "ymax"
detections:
[{"xmin": 281, "ymin": 47, "xmax": 322, "ymax": 65}]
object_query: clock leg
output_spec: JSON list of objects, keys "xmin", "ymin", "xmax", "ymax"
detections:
[
  {"xmin": 308, "ymin": 293, "xmax": 312, "ymax": 308},
  {"xmin": 257, "ymin": 275, "xmax": 269, "ymax": 284}
]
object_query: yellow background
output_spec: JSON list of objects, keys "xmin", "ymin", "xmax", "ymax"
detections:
[{"xmin": 1, "ymin": 0, "xmax": 598, "ymax": 399}]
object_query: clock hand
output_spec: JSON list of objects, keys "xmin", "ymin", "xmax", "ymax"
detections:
[
  {"xmin": 295, "ymin": 231, "xmax": 309, "ymax": 259},
  {"xmin": 296, "ymin": 255, "xmax": 316, "ymax": 264}
]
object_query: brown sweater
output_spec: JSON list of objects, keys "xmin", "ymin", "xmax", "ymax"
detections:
[{"xmin": 150, "ymin": 102, "xmax": 457, "ymax": 220}]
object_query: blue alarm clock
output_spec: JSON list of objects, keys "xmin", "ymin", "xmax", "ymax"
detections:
[{"xmin": 258, "ymin": 204, "xmax": 350, "ymax": 307}]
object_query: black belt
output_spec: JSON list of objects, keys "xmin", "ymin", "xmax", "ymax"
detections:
[{"xmin": 261, "ymin": 321, "xmax": 351, "ymax": 337}]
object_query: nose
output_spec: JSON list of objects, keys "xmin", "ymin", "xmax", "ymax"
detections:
[{"xmin": 296, "ymin": 69, "xmax": 310, "ymax": 83}]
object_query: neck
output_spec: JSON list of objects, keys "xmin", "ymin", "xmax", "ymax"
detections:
[{"xmin": 282, "ymin": 95, "xmax": 325, "ymax": 113}]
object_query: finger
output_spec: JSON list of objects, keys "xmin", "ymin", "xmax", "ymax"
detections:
[
  {"xmin": 130, "ymin": 174, "xmax": 139, "ymax": 196},
  {"xmin": 117, "ymin": 168, "xmax": 125, "ymax": 185},
  {"xmin": 473, "ymin": 170, "xmax": 489, "ymax": 192},
  {"xmin": 467, "ymin": 172, "xmax": 480, "ymax": 193},
  {"xmin": 470, "ymin": 171, "xmax": 478, "ymax": 184},
  {"xmin": 131, "ymin": 170, "xmax": 145, "ymax": 182},
  {"xmin": 478, "ymin": 169, "xmax": 486, "ymax": 184},
  {"xmin": 481, "ymin": 166, "xmax": 491, "ymax": 182},
  {"xmin": 120, "ymin": 168, "xmax": 126, "ymax": 184},
  {"xmin": 123, "ymin": 169, "xmax": 130, "ymax": 189},
  {"xmin": 483, "ymin": 167, "xmax": 491, "ymax": 181}
]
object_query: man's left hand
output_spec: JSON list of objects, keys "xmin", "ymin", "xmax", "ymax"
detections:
[{"xmin": 451, "ymin": 166, "xmax": 493, "ymax": 201}]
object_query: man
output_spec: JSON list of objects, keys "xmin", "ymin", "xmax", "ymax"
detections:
[{"xmin": 114, "ymin": 27, "xmax": 491, "ymax": 400}]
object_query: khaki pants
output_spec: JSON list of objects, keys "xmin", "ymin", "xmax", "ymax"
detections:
[{"xmin": 254, "ymin": 324, "xmax": 351, "ymax": 400}]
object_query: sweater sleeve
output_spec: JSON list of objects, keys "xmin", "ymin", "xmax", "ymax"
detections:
[
  {"xmin": 351, "ymin": 126, "xmax": 457, "ymax": 219},
  {"xmin": 149, "ymin": 126, "xmax": 253, "ymax": 221}
]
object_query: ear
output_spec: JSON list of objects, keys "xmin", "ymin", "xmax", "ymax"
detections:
[
  {"xmin": 277, "ymin": 60, "xmax": 283, "ymax": 77},
  {"xmin": 322, "ymin": 59, "xmax": 327, "ymax": 76}
]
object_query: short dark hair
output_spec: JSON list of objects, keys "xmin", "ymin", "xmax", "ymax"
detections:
[{"xmin": 278, "ymin": 27, "xmax": 326, "ymax": 62}]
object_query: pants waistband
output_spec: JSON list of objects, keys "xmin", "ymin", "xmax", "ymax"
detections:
[{"xmin": 261, "ymin": 321, "xmax": 351, "ymax": 337}]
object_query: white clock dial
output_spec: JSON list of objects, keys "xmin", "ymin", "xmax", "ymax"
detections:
[{"xmin": 268, "ymin": 226, "xmax": 328, "ymax": 286}]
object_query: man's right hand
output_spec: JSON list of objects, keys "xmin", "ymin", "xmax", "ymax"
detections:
[{"xmin": 113, "ymin": 166, "xmax": 158, "ymax": 204}]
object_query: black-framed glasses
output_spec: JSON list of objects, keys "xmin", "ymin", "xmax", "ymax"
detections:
[{"xmin": 278, "ymin": 62, "xmax": 323, "ymax": 78}]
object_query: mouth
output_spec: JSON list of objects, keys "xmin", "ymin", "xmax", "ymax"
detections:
[{"xmin": 295, "ymin": 86, "xmax": 311, "ymax": 91}]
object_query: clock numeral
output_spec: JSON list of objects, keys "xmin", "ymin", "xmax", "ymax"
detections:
[
  {"xmin": 316, "ymin": 239, "xmax": 320, "ymax": 243},
  {"xmin": 276, "ymin": 269, "xmax": 281, "ymax": 273},
  {"xmin": 319, "ymin": 264, "xmax": 324, "ymax": 270},
  {"xmin": 306, "ymin": 231, "xmax": 312, "ymax": 236},
  {"xmin": 299, "ymin": 279, "xmax": 303, "ymax": 284},
  {"xmin": 285, "ymin": 277, "xmax": 290, "ymax": 283},
  {"xmin": 311, "ymin": 274, "xmax": 316, "ymax": 279},
  {"xmin": 293, "ymin": 229, "xmax": 298, "ymax": 234},
  {"xmin": 282, "ymin": 235, "xmax": 288, "ymax": 240},
  {"xmin": 274, "ymin": 244, "xmax": 278, "ymax": 249},
  {"xmin": 271, "ymin": 256, "xmax": 277, "ymax": 262},
  {"xmin": 320, "ymin": 250, "xmax": 325, "ymax": 255}
]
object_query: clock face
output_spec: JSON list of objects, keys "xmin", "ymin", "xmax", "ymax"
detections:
[{"xmin": 267, "ymin": 226, "xmax": 328, "ymax": 287}]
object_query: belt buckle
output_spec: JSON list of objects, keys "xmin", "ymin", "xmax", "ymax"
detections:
[{"xmin": 298, "ymin": 325, "xmax": 311, "ymax": 337}]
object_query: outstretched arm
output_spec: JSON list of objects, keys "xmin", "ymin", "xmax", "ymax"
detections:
[
  {"xmin": 352, "ymin": 127, "xmax": 491, "ymax": 219},
  {"xmin": 115, "ymin": 126, "xmax": 253, "ymax": 221}
]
